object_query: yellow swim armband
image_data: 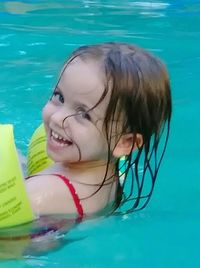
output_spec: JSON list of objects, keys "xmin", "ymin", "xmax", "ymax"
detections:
[
  {"xmin": 27, "ymin": 124, "xmax": 53, "ymax": 176},
  {"xmin": 0, "ymin": 124, "xmax": 34, "ymax": 228}
]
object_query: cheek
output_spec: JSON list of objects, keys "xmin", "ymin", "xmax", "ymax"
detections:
[{"xmin": 42, "ymin": 103, "xmax": 52, "ymax": 123}]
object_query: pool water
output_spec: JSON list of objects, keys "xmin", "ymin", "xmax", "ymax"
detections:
[{"xmin": 0, "ymin": 0, "xmax": 200, "ymax": 267}]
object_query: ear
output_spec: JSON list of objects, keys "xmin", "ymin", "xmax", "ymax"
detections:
[{"xmin": 113, "ymin": 133, "xmax": 143, "ymax": 158}]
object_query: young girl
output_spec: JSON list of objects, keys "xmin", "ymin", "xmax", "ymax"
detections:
[{"xmin": 25, "ymin": 42, "xmax": 172, "ymax": 221}]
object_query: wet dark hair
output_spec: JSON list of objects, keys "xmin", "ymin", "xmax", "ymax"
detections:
[{"xmin": 57, "ymin": 42, "xmax": 172, "ymax": 214}]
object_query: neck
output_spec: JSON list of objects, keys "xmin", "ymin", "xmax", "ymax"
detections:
[
  {"xmin": 64, "ymin": 159, "xmax": 113, "ymax": 169},
  {"xmin": 57, "ymin": 159, "xmax": 117, "ymax": 185}
]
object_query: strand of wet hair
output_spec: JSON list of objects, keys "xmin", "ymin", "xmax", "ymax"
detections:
[{"xmin": 115, "ymin": 119, "xmax": 170, "ymax": 214}]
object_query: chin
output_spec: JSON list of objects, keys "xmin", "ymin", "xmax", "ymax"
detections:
[
  {"xmin": 46, "ymin": 149, "xmax": 62, "ymax": 162},
  {"xmin": 47, "ymin": 149, "xmax": 76, "ymax": 164}
]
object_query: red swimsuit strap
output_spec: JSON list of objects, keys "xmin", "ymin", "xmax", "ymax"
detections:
[
  {"xmin": 53, "ymin": 174, "xmax": 84, "ymax": 221},
  {"xmin": 26, "ymin": 174, "xmax": 84, "ymax": 221}
]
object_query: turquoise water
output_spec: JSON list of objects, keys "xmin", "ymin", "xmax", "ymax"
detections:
[{"xmin": 0, "ymin": 0, "xmax": 200, "ymax": 267}]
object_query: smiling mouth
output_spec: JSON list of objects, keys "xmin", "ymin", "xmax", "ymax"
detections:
[{"xmin": 50, "ymin": 130, "xmax": 73, "ymax": 147}]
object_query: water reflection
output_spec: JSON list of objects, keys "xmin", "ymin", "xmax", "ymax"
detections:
[
  {"xmin": 0, "ymin": 0, "xmax": 170, "ymax": 18},
  {"xmin": 0, "ymin": 215, "xmax": 81, "ymax": 259}
]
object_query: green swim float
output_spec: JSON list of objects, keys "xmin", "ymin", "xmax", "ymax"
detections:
[
  {"xmin": 27, "ymin": 124, "xmax": 53, "ymax": 176},
  {"xmin": 0, "ymin": 124, "xmax": 34, "ymax": 228}
]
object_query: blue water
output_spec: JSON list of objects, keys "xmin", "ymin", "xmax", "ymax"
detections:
[{"xmin": 0, "ymin": 0, "xmax": 200, "ymax": 267}]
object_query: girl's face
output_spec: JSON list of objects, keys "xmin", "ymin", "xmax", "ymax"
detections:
[{"xmin": 43, "ymin": 58, "xmax": 113, "ymax": 166}]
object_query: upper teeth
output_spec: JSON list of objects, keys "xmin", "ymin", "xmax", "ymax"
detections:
[{"xmin": 52, "ymin": 130, "xmax": 67, "ymax": 141}]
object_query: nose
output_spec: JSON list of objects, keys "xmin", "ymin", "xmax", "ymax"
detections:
[{"xmin": 50, "ymin": 107, "xmax": 70, "ymax": 129}]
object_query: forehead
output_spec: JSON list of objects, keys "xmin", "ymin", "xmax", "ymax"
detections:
[{"xmin": 59, "ymin": 58, "xmax": 110, "ymax": 110}]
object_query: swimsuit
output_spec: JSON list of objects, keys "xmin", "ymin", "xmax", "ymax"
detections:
[{"xmin": 52, "ymin": 174, "xmax": 84, "ymax": 221}]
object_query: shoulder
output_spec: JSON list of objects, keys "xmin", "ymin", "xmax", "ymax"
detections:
[{"xmin": 25, "ymin": 174, "xmax": 78, "ymax": 215}]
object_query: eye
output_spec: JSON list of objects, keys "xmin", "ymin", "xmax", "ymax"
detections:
[
  {"xmin": 77, "ymin": 108, "xmax": 91, "ymax": 121},
  {"xmin": 51, "ymin": 91, "xmax": 64, "ymax": 104},
  {"xmin": 80, "ymin": 111, "xmax": 91, "ymax": 121}
]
